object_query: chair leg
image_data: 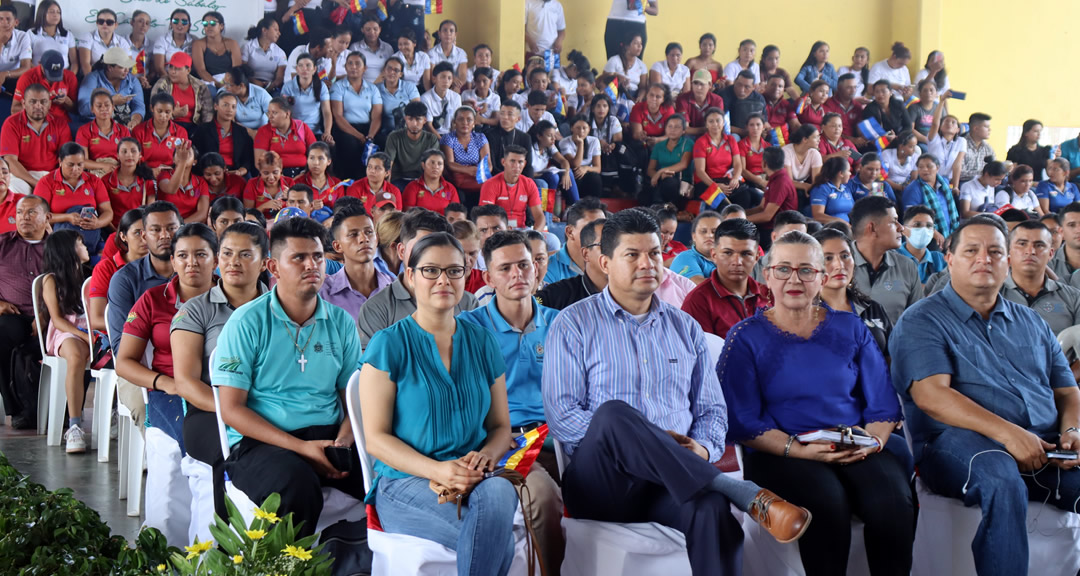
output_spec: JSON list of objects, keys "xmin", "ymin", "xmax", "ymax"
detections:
[
  {"xmin": 96, "ymin": 373, "xmax": 117, "ymax": 462},
  {"xmin": 45, "ymin": 362, "xmax": 68, "ymax": 447},
  {"xmin": 0, "ymin": 390, "xmax": 6, "ymax": 426},
  {"xmin": 117, "ymin": 416, "xmax": 129, "ymax": 501},
  {"xmin": 36, "ymin": 365, "xmax": 50, "ymax": 436},
  {"xmin": 127, "ymin": 425, "xmax": 145, "ymax": 516}
]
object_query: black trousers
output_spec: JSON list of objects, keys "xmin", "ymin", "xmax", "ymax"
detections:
[
  {"xmin": 225, "ymin": 424, "xmax": 367, "ymax": 537},
  {"xmin": 0, "ymin": 314, "xmax": 33, "ymax": 413},
  {"xmin": 693, "ymin": 181, "xmax": 761, "ymax": 211},
  {"xmin": 562, "ymin": 400, "xmax": 743, "ymax": 576},
  {"xmin": 642, "ymin": 175, "xmax": 689, "ymax": 209},
  {"xmin": 331, "ymin": 123, "xmax": 373, "ymax": 180},
  {"xmin": 744, "ymin": 445, "xmax": 915, "ymax": 576},
  {"xmin": 184, "ymin": 409, "xmax": 226, "ymax": 519},
  {"xmin": 603, "ymin": 19, "xmax": 647, "ymax": 61},
  {"xmin": 575, "ymin": 171, "xmax": 603, "ymax": 198}
]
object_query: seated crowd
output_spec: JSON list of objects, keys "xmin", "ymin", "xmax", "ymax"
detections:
[{"xmin": 0, "ymin": 1, "xmax": 1077, "ymax": 575}]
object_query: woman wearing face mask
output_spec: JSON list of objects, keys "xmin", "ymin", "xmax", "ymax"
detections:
[
  {"xmin": 897, "ymin": 205, "xmax": 947, "ymax": 285},
  {"xmin": 813, "ymin": 227, "xmax": 893, "ymax": 354}
]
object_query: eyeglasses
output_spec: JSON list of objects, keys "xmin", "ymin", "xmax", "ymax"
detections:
[
  {"xmin": 201, "ymin": 20, "xmax": 219, "ymax": 27},
  {"xmin": 171, "ymin": 18, "xmax": 189, "ymax": 25},
  {"xmin": 416, "ymin": 265, "xmax": 466, "ymax": 280},
  {"xmin": 97, "ymin": 18, "xmax": 115, "ymax": 26},
  {"xmin": 584, "ymin": 242, "xmax": 601, "ymax": 249},
  {"xmin": 767, "ymin": 265, "xmax": 822, "ymax": 282}
]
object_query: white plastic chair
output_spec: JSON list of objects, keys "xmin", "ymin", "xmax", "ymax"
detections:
[
  {"xmin": 81, "ymin": 278, "xmax": 116, "ymax": 461},
  {"xmin": 210, "ymin": 349, "xmax": 365, "ymax": 536},
  {"xmin": 345, "ymin": 370, "xmax": 536, "ymax": 575},
  {"xmin": 104, "ymin": 302, "xmax": 145, "ymax": 516},
  {"xmin": 31, "ymin": 273, "xmax": 80, "ymax": 446}
]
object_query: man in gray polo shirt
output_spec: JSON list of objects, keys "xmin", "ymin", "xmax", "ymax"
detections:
[
  {"xmin": 356, "ymin": 209, "xmax": 478, "ymax": 348},
  {"xmin": 1048, "ymin": 203, "xmax": 1080, "ymax": 289},
  {"xmin": 1002, "ymin": 220, "xmax": 1080, "ymax": 336},
  {"xmin": 850, "ymin": 196, "xmax": 922, "ymax": 325}
]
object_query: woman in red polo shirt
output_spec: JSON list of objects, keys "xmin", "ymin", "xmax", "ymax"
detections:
[
  {"xmin": 739, "ymin": 114, "xmax": 769, "ymax": 190},
  {"xmin": 403, "ymin": 149, "xmax": 459, "ymax": 214},
  {"xmin": 76, "ymin": 89, "xmax": 132, "ymax": 176},
  {"xmin": 345, "ymin": 152, "xmax": 401, "ymax": 213},
  {"xmin": 292, "ymin": 142, "xmax": 341, "ymax": 210},
  {"xmin": 243, "ymin": 151, "xmax": 294, "ymax": 217},
  {"xmin": 132, "ymin": 92, "xmax": 189, "ymax": 172},
  {"xmin": 792, "ymin": 79, "xmax": 829, "ymax": 131},
  {"xmin": 102, "ymin": 138, "xmax": 156, "ymax": 229},
  {"xmin": 156, "ymin": 141, "xmax": 210, "ymax": 223},
  {"xmin": 819, "ymin": 113, "xmax": 857, "ymax": 167},
  {"xmin": 87, "ymin": 208, "xmax": 146, "ymax": 332},
  {"xmin": 199, "ymin": 152, "xmax": 245, "ymax": 201},
  {"xmin": 629, "ymin": 83, "xmax": 675, "ymax": 149},
  {"xmin": 254, "ymin": 97, "xmax": 316, "ymax": 178},
  {"xmin": 693, "ymin": 107, "xmax": 745, "ymax": 202},
  {"xmin": 116, "ymin": 223, "xmax": 217, "ymax": 550},
  {"xmin": 34, "ymin": 142, "xmax": 114, "ymax": 248}
]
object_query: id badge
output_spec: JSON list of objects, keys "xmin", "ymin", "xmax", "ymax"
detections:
[{"xmin": 508, "ymin": 219, "xmax": 518, "ymax": 228}]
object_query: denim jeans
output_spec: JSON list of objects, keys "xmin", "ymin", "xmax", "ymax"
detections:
[
  {"xmin": 535, "ymin": 171, "xmax": 580, "ymax": 207},
  {"xmin": 53, "ymin": 206, "xmax": 101, "ymax": 255},
  {"xmin": 918, "ymin": 426, "xmax": 1080, "ymax": 576},
  {"xmin": 374, "ymin": 474, "xmax": 519, "ymax": 576}
]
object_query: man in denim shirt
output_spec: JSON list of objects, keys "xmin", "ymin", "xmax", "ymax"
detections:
[{"xmin": 891, "ymin": 217, "xmax": 1080, "ymax": 576}]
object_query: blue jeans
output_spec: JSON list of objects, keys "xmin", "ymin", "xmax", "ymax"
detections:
[
  {"xmin": 535, "ymin": 171, "xmax": 580, "ymax": 207},
  {"xmin": 374, "ymin": 474, "xmax": 519, "ymax": 576},
  {"xmin": 53, "ymin": 206, "xmax": 102, "ymax": 254},
  {"xmin": 919, "ymin": 426, "xmax": 1080, "ymax": 576}
]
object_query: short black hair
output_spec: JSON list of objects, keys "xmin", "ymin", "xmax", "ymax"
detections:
[
  {"xmin": 288, "ymin": 183, "xmax": 314, "ymax": 202},
  {"xmin": 330, "ymin": 202, "xmax": 371, "ymax": 238},
  {"xmin": 903, "ymin": 205, "xmax": 935, "ymax": 223},
  {"xmin": 504, "ymin": 144, "xmax": 528, "ymax": 158},
  {"xmin": 948, "ymin": 218, "xmax": 1007, "ymax": 254},
  {"xmin": 580, "ymin": 218, "xmax": 606, "ymax": 248},
  {"xmin": 500, "ymin": 99, "xmax": 522, "ymax": 111},
  {"xmin": 849, "ymin": 196, "xmax": 896, "ymax": 238},
  {"xmin": 736, "ymin": 70, "xmax": 755, "ymax": 82},
  {"xmin": 221, "ymin": 221, "xmax": 269, "ymax": 257},
  {"xmin": 600, "ymin": 208, "xmax": 659, "ymax": 258},
  {"xmin": 210, "ymin": 196, "xmax": 245, "ymax": 222},
  {"xmin": 149, "ymin": 91, "xmax": 175, "ymax": 110},
  {"xmin": 714, "ymin": 218, "xmax": 758, "ymax": 243},
  {"xmin": 432, "ymin": 61, "xmax": 455, "ymax": 78},
  {"xmin": 445, "ymin": 202, "xmax": 467, "ymax": 215},
  {"xmin": 837, "ymin": 72, "xmax": 855, "ymax": 84},
  {"xmin": 142, "ymin": 200, "xmax": 183, "ymax": 225},
  {"xmin": 527, "ymin": 90, "xmax": 548, "ymax": 107},
  {"xmin": 969, "ymin": 112, "xmax": 991, "ymax": 125},
  {"xmin": 333, "ymin": 196, "xmax": 364, "ymax": 213},
  {"xmin": 773, "ymin": 210, "xmax": 807, "ymax": 230},
  {"xmin": 269, "ymin": 216, "xmax": 325, "ymax": 257},
  {"xmin": 401, "ymin": 208, "xmax": 453, "ymax": 246},
  {"xmin": 404, "ymin": 100, "xmax": 428, "ymax": 118},
  {"xmin": 565, "ymin": 197, "xmax": 610, "ymax": 228},
  {"xmin": 1061, "ymin": 202, "xmax": 1080, "ymax": 219},
  {"xmin": 763, "ymin": 146, "xmax": 785, "ymax": 171},
  {"xmin": 1040, "ymin": 212, "xmax": 1062, "ymax": 226},
  {"xmin": 1009, "ymin": 219, "xmax": 1050, "ymax": 245},
  {"xmin": 999, "ymin": 208, "xmax": 1029, "ymax": 223},
  {"xmin": 719, "ymin": 204, "xmax": 746, "ymax": 218},
  {"xmin": 470, "ymin": 204, "xmax": 508, "ymax": 224},
  {"xmin": 482, "ymin": 229, "xmax": 531, "ymax": 264},
  {"xmin": 171, "ymin": 222, "xmax": 219, "ymax": 255},
  {"xmin": 407, "ymin": 231, "xmax": 463, "ymax": 269}
]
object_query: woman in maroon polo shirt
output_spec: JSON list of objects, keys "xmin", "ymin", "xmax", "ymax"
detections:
[
  {"xmin": 819, "ymin": 113, "xmax": 857, "ymax": 167},
  {"xmin": 102, "ymin": 137, "xmax": 156, "ymax": 229},
  {"xmin": 254, "ymin": 97, "xmax": 316, "ymax": 178},
  {"xmin": 76, "ymin": 89, "xmax": 132, "ymax": 176},
  {"xmin": 792, "ymin": 79, "xmax": 829, "ymax": 130}
]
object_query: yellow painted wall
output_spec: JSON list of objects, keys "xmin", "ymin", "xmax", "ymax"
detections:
[{"xmin": 425, "ymin": 0, "xmax": 524, "ymax": 71}]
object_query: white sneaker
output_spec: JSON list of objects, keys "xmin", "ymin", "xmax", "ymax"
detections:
[{"xmin": 64, "ymin": 425, "xmax": 87, "ymax": 453}]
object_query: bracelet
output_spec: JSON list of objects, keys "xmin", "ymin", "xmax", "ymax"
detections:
[
  {"xmin": 152, "ymin": 373, "xmax": 161, "ymax": 391},
  {"xmin": 784, "ymin": 435, "xmax": 796, "ymax": 458},
  {"xmin": 1064, "ymin": 427, "xmax": 1079, "ymax": 436}
]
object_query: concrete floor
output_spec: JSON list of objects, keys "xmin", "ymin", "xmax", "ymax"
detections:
[{"xmin": 0, "ymin": 384, "xmax": 144, "ymax": 543}]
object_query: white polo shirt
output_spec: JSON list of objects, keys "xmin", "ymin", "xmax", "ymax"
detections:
[
  {"xmin": 284, "ymin": 44, "xmax": 331, "ymax": 84},
  {"xmin": 559, "ymin": 135, "xmax": 601, "ymax": 165},
  {"xmin": 466, "ymin": 65, "xmax": 500, "ymax": 86},
  {"xmin": 351, "ymin": 39, "xmax": 393, "ymax": 83},
  {"xmin": 0, "ymin": 29, "xmax": 32, "ymax": 73},
  {"xmin": 650, "ymin": 60, "xmax": 690, "ymax": 95},
  {"xmin": 608, "ymin": 0, "xmax": 649, "ymax": 22},
  {"xmin": 241, "ymin": 37, "xmax": 287, "ymax": 84},
  {"xmin": 29, "ymin": 28, "xmax": 75, "ymax": 67},
  {"xmin": 152, "ymin": 32, "xmax": 194, "ymax": 64},
  {"xmin": 393, "ymin": 50, "xmax": 429, "ymax": 86},
  {"xmin": 78, "ymin": 31, "xmax": 131, "ymax": 68},
  {"xmin": 419, "ymin": 88, "xmax": 462, "ymax": 135},
  {"xmin": 525, "ymin": 0, "xmax": 566, "ymax": 53},
  {"xmin": 427, "ymin": 44, "xmax": 467, "ymax": 70}
]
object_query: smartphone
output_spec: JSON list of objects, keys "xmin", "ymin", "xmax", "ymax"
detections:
[
  {"xmin": 80, "ymin": 207, "xmax": 97, "ymax": 220},
  {"xmin": 483, "ymin": 466, "xmax": 508, "ymax": 479},
  {"xmin": 1046, "ymin": 450, "xmax": 1078, "ymax": 460},
  {"xmin": 324, "ymin": 446, "xmax": 353, "ymax": 472},
  {"xmin": 950, "ymin": 91, "xmax": 967, "ymax": 101}
]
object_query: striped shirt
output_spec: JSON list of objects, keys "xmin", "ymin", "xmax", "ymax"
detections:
[{"xmin": 542, "ymin": 288, "xmax": 728, "ymax": 462}]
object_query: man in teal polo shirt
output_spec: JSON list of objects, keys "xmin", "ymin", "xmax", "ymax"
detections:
[
  {"xmin": 544, "ymin": 197, "xmax": 610, "ymax": 284},
  {"xmin": 213, "ymin": 216, "xmax": 365, "ymax": 537},
  {"xmin": 457, "ymin": 229, "xmax": 563, "ymax": 573}
]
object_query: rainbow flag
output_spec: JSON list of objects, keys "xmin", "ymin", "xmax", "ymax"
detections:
[
  {"xmin": 699, "ymin": 182, "xmax": 724, "ymax": 209},
  {"xmin": 425, "ymin": 0, "xmax": 443, "ymax": 14},
  {"xmin": 317, "ymin": 66, "xmax": 329, "ymax": 81},
  {"xmin": 476, "ymin": 155, "xmax": 492, "ymax": 184},
  {"xmin": 768, "ymin": 125, "xmax": 789, "ymax": 146},
  {"xmin": 376, "ymin": 0, "xmax": 388, "ymax": 20},
  {"xmin": 134, "ymin": 50, "xmax": 146, "ymax": 75},
  {"xmin": 795, "ymin": 96, "xmax": 807, "ymax": 115},
  {"xmin": 349, "ymin": 0, "xmax": 366, "ymax": 13},
  {"xmin": 872, "ymin": 135, "xmax": 891, "ymax": 152},
  {"xmin": 603, "ymin": 77, "xmax": 618, "ymax": 100},
  {"xmin": 292, "ymin": 12, "xmax": 309, "ymax": 35},
  {"xmin": 497, "ymin": 424, "xmax": 549, "ymax": 476},
  {"xmin": 904, "ymin": 94, "xmax": 919, "ymax": 108},
  {"xmin": 553, "ymin": 92, "xmax": 566, "ymax": 115}
]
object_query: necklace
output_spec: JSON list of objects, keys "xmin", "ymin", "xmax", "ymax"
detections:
[{"xmin": 283, "ymin": 319, "xmax": 317, "ymax": 372}]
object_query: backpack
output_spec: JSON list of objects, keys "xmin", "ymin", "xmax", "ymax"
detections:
[
  {"xmin": 318, "ymin": 519, "xmax": 372, "ymax": 576},
  {"xmin": 0, "ymin": 341, "xmax": 42, "ymax": 427}
]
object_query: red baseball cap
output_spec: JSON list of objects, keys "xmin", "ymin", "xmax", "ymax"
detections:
[{"xmin": 168, "ymin": 52, "xmax": 193, "ymax": 69}]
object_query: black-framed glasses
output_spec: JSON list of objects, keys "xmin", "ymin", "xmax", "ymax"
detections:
[
  {"xmin": 201, "ymin": 20, "xmax": 219, "ymax": 27},
  {"xmin": 97, "ymin": 18, "xmax": 116, "ymax": 26},
  {"xmin": 172, "ymin": 18, "xmax": 189, "ymax": 25},
  {"xmin": 767, "ymin": 265, "xmax": 822, "ymax": 282},
  {"xmin": 416, "ymin": 265, "xmax": 466, "ymax": 280}
]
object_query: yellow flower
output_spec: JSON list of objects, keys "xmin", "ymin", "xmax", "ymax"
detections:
[
  {"xmin": 282, "ymin": 544, "xmax": 313, "ymax": 561},
  {"xmin": 184, "ymin": 539, "xmax": 214, "ymax": 559},
  {"xmin": 156, "ymin": 564, "xmax": 166, "ymax": 572},
  {"xmin": 232, "ymin": 554, "xmax": 243, "ymax": 565},
  {"xmin": 253, "ymin": 508, "xmax": 281, "ymax": 524},
  {"xmin": 245, "ymin": 529, "xmax": 267, "ymax": 541}
]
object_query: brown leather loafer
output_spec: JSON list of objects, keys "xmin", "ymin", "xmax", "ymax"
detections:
[{"xmin": 748, "ymin": 488, "xmax": 812, "ymax": 543}]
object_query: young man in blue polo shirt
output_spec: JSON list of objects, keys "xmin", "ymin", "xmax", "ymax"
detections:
[
  {"xmin": 670, "ymin": 209, "xmax": 721, "ymax": 284},
  {"xmin": 544, "ymin": 196, "xmax": 609, "ymax": 285},
  {"xmin": 213, "ymin": 216, "xmax": 365, "ymax": 537},
  {"xmin": 458, "ymin": 229, "xmax": 564, "ymax": 575}
]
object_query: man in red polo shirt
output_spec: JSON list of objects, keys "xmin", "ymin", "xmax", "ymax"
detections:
[
  {"xmin": 0, "ymin": 83, "xmax": 71, "ymax": 195},
  {"xmin": 747, "ymin": 147, "xmax": 799, "ymax": 248},
  {"xmin": 681, "ymin": 218, "xmax": 768, "ymax": 338},
  {"xmin": 823, "ymin": 73, "xmax": 866, "ymax": 147},
  {"xmin": 676, "ymin": 69, "xmax": 725, "ymax": 137},
  {"xmin": 478, "ymin": 145, "xmax": 543, "ymax": 231},
  {"xmin": 12, "ymin": 50, "xmax": 77, "ymax": 125},
  {"xmin": 762, "ymin": 74, "xmax": 795, "ymax": 132}
]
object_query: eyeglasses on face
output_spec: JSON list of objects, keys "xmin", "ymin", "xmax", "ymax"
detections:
[
  {"xmin": 767, "ymin": 265, "xmax": 822, "ymax": 282},
  {"xmin": 415, "ymin": 265, "xmax": 466, "ymax": 280},
  {"xmin": 202, "ymin": 20, "xmax": 219, "ymax": 27},
  {"xmin": 172, "ymin": 18, "xmax": 189, "ymax": 25},
  {"xmin": 97, "ymin": 18, "xmax": 115, "ymax": 26}
]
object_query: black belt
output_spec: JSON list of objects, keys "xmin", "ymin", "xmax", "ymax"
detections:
[{"xmin": 512, "ymin": 422, "xmax": 544, "ymax": 435}]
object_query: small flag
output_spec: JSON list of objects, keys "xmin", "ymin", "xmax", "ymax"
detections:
[
  {"xmin": 699, "ymin": 182, "xmax": 724, "ymax": 209},
  {"xmin": 904, "ymin": 94, "xmax": 919, "ymax": 108},
  {"xmin": 133, "ymin": 50, "xmax": 146, "ymax": 75},
  {"xmin": 497, "ymin": 424, "xmax": 549, "ymax": 476},
  {"xmin": 880, "ymin": 153, "xmax": 890, "ymax": 179},
  {"xmin": 857, "ymin": 117, "xmax": 887, "ymax": 141},
  {"xmin": 553, "ymin": 92, "xmax": 566, "ymax": 116},
  {"xmin": 768, "ymin": 125, "xmax": 789, "ymax": 146},
  {"xmin": 349, "ymin": 0, "xmax": 366, "ymax": 13},
  {"xmin": 603, "ymin": 77, "xmax": 618, "ymax": 100},
  {"xmin": 539, "ymin": 182, "xmax": 555, "ymax": 213},
  {"xmin": 795, "ymin": 96, "xmax": 807, "ymax": 115},
  {"xmin": 476, "ymin": 155, "xmax": 492, "ymax": 184},
  {"xmin": 873, "ymin": 135, "xmax": 891, "ymax": 152},
  {"xmin": 425, "ymin": 0, "xmax": 443, "ymax": 14},
  {"xmin": 376, "ymin": 0, "xmax": 388, "ymax": 20},
  {"xmin": 291, "ymin": 12, "xmax": 309, "ymax": 35},
  {"xmin": 543, "ymin": 50, "xmax": 560, "ymax": 72},
  {"xmin": 362, "ymin": 141, "xmax": 379, "ymax": 164},
  {"xmin": 317, "ymin": 66, "xmax": 329, "ymax": 81},
  {"xmin": 723, "ymin": 111, "xmax": 731, "ymax": 136}
]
